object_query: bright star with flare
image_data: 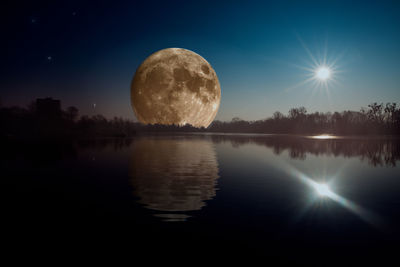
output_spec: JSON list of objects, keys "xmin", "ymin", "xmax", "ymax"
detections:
[
  {"xmin": 284, "ymin": 35, "xmax": 344, "ymax": 104},
  {"xmin": 315, "ymin": 66, "xmax": 331, "ymax": 81}
]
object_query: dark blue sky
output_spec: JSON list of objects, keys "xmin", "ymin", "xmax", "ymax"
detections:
[{"xmin": 2, "ymin": 0, "xmax": 400, "ymax": 121}]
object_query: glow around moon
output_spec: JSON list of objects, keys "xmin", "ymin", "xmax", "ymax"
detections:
[{"xmin": 131, "ymin": 48, "xmax": 221, "ymax": 128}]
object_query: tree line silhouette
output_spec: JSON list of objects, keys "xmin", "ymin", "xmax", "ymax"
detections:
[
  {"xmin": 1, "ymin": 100, "xmax": 400, "ymax": 138},
  {"xmin": 209, "ymin": 103, "xmax": 400, "ymax": 135}
]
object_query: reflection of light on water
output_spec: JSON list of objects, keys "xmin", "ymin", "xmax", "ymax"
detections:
[
  {"xmin": 154, "ymin": 214, "xmax": 191, "ymax": 222},
  {"xmin": 130, "ymin": 137, "xmax": 220, "ymax": 221},
  {"xmin": 313, "ymin": 183, "xmax": 332, "ymax": 197},
  {"xmin": 293, "ymin": 169, "xmax": 384, "ymax": 227},
  {"xmin": 311, "ymin": 134, "xmax": 337, "ymax": 139}
]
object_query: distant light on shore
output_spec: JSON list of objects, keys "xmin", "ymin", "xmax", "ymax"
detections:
[{"xmin": 311, "ymin": 134, "xmax": 337, "ymax": 139}]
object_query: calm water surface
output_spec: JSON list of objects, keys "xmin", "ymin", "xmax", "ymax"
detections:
[{"xmin": 2, "ymin": 134, "xmax": 400, "ymax": 263}]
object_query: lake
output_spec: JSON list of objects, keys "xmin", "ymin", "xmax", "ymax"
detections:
[{"xmin": 2, "ymin": 134, "xmax": 400, "ymax": 264}]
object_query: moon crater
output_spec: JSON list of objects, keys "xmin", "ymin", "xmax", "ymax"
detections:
[{"xmin": 131, "ymin": 48, "xmax": 221, "ymax": 128}]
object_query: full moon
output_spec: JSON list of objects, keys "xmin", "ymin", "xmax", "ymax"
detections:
[{"xmin": 131, "ymin": 48, "xmax": 221, "ymax": 128}]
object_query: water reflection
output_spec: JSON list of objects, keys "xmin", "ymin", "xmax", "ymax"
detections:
[
  {"xmin": 310, "ymin": 134, "xmax": 338, "ymax": 139},
  {"xmin": 129, "ymin": 136, "xmax": 219, "ymax": 221},
  {"xmin": 292, "ymin": 169, "xmax": 384, "ymax": 227},
  {"xmin": 210, "ymin": 135, "xmax": 400, "ymax": 166}
]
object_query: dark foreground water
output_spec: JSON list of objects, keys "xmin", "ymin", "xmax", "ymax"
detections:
[{"xmin": 2, "ymin": 134, "xmax": 400, "ymax": 264}]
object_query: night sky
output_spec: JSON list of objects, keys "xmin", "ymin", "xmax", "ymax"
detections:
[{"xmin": 2, "ymin": 0, "xmax": 400, "ymax": 121}]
